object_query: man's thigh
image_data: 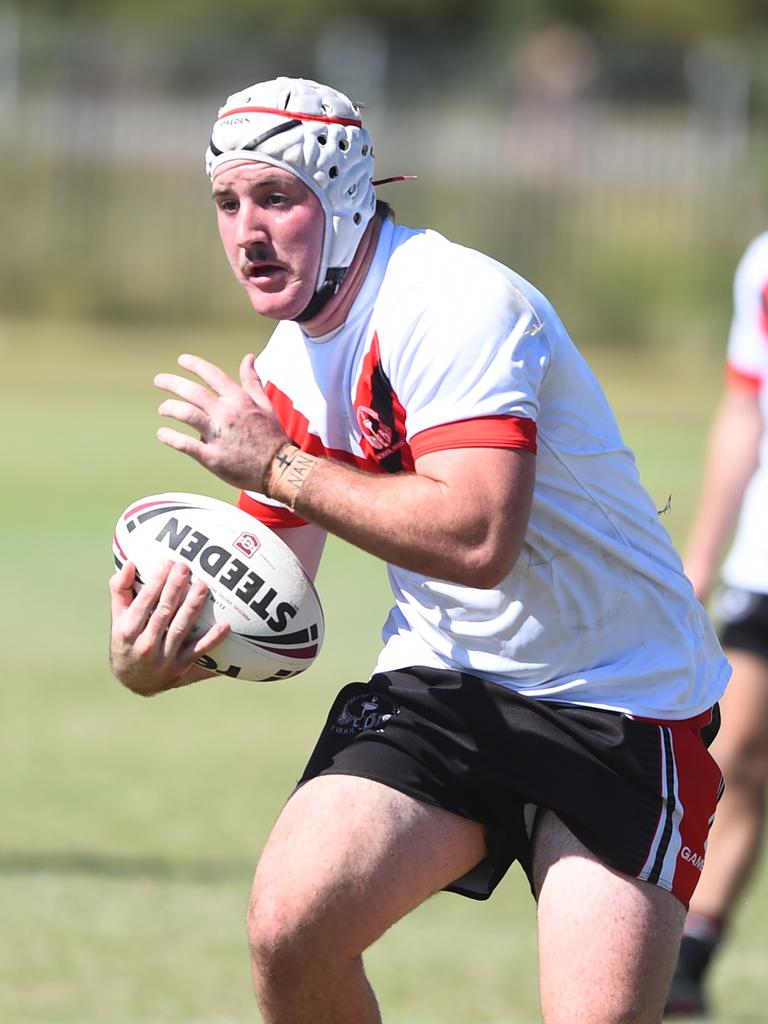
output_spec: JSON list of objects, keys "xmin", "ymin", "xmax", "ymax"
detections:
[
  {"xmin": 534, "ymin": 809, "xmax": 685, "ymax": 1024},
  {"xmin": 249, "ymin": 774, "xmax": 488, "ymax": 956}
]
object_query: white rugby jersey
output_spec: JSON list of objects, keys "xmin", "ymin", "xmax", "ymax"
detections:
[
  {"xmin": 241, "ymin": 217, "xmax": 729, "ymax": 718},
  {"xmin": 720, "ymin": 231, "xmax": 768, "ymax": 594}
]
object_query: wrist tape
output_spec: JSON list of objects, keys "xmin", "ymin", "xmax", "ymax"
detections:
[{"xmin": 265, "ymin": 443, "xmax": 318, "ymax": 511}]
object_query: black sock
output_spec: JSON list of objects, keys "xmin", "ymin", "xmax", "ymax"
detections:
[{"xmin": 677, "ymin": 912, "xmax": 725, "ymax": 981}]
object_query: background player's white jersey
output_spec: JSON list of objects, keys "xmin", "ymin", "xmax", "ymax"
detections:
[
  {"xmin": 242, "ymin": 218, "xmax": 729, "ymax": 719},
  {"xmin": 720, "ymin": 231, "xmax": 768, "ymax": 594}
]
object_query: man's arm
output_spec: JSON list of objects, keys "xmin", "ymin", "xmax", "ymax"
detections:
[
  {"xmin": 684, "ymin": 385, "xmax": 762, "ymax": 602},
  {"xmin": 286, "ymin": 445, "xmax": 534, "ymax": 588},
  {"xmin": 155, "ymin": 353, "xmax": 535, "ymax": 589}
]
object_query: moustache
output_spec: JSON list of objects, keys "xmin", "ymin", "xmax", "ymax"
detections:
[{"xmin": 242, "ymin": 245, "xmax": 273, "ymax": 268}]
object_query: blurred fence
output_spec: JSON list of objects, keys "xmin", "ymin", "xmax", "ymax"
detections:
[{"xmin": 1, "ymin": 9, "xmax": 767, "ymax": 348}]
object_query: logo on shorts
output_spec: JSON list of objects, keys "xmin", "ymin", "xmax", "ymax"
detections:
[
  {"xmin": 680, "ymin": 846, "xmax": 706, "ymax": 872},
  {"xmin": 332, "ymin": 693, "xmax": 400, "ymax": 735}
]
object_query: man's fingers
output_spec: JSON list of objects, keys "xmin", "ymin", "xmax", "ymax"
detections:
[
  {"xmin": 157, "ymin": 399, "xmax": 211, "ymax": 436},
  {"xmin": 164, "ymin": 621, "xmax": 231, "ymax": 690},
  {"xmin": 161, "ymin": 578, "xmax": 210, "ymax": 657},
  {"xmin": 112, "ymin": 560, "xmax": 173, "ymax": 641},
  {"xmin": 193, "ymin": 621, "xmax": 230, "ymax": 655},
  {"xmin": 177, "ymin": 352, "xmax": 240, "ymax": 396},
  {"xmin": 154, "ymin": 371, "xmax": 217, "ymax": 411},
  {"xmin": 240, "ymin": 352, "xmax": 279, "ymax": 415},
  {"xmin": 239, "ymin": 352, "xmax": 261, "ymax": 389},
  {"xmin": 109, "ymin": 560, "xmax": 137, "ymax": 613},
  {"xmin": 156, "ymin": 426, "xmax": 208, "ymax": 461},
  {"xmin": 177, "ymin": 621, "xmax": 231, "ymax": 667},
  {"xmin": 152, "ymin": 563, "xmax": 193, "ymax": 623}
]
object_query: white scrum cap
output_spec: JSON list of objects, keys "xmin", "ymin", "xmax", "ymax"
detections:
[{"xmin": 206, "ymin": 77, "xmax": 376, "ymax": 311}]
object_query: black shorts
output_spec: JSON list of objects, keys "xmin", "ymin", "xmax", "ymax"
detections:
[
  {"xmin": 716, "ymin": 587, "xmax": 768, "ymax": 661},
  {"xmin": 298, "ymin": 667, "xmax": 722, "ymax": 909}
]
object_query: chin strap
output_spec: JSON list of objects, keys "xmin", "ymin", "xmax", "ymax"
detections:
[
  {"xmin": 293, "ymin": 188, "xmax": 413, "ymax": 324},
  {"xmin": 292, "ymin": 267, "xmax": 348, "ymax": 323}
]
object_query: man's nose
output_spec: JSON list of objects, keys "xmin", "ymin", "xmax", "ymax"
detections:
[{"xmin": 235, "ymin": 202, "xmax": 269, "ymax": 248}]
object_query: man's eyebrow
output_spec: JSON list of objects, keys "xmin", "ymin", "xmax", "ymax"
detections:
[{"xmin": 212, "ymin": 174, "xmax": 297, "ymax": 198}]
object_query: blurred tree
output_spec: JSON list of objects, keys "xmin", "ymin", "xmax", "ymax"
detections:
[
  {"xmin": 489, "ymin": 0, "xmax": 767, "ymax": 39},
  {"xmin": 586, "ymin": 0, "xmax": 766, "ymax": 39},
  {"xmin": 19, "ymin": 0, "xmax": 504, "ymax": 32},
  {"xmin": 18, "ymin": 0, "xmax": 768, "ymax": 36}
]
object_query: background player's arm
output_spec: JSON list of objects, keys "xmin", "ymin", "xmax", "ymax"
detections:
[{"xmin": 684, "ymin": 385, "xmax": 762, "ymax": 601}]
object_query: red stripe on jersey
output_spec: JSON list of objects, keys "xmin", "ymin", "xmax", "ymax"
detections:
[
  {"xmin": 264, "ymin": 382, "xmax": 369, "ymax": 468},
  {"xmin": 354, "ymin": 333, "xmax": 414, "ymax": 472},
  {"xmin": 411, "ymin": 415, "xmax": 537, "ymax": 460},
  {"xmin": 726, "ymin": 362, "xmax": 762, "ymax": 394},
  {"xmin": 238, "ymin": 382, "xmax": 380, "ymax": 531}
]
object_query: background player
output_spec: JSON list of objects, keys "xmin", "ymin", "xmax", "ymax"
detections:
[{"xmin": 665, "ymin": 232, "xmax": 768, "ymax": 1018}]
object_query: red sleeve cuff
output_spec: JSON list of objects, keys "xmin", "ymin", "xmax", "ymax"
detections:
[
  {"xmin": 237, "ymin": 491, "xmax": 309, "ymax": 529},
  {"xmin": 726, "ymin": 363, "xmax": 762, "ymax": 394},
  {"xmin": 410, "ymin": 415, "xmax": 537, "ymax": 460}
]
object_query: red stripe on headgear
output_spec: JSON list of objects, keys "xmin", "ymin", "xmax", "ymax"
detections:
[{"xmin": 217, "ymin": 105, "xmax": 362, "ymax": 128}]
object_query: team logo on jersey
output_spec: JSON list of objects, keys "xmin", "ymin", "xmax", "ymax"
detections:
[
  {"xmin": 353, "ymin": 332, "xmax": 414, "ymax": 473},
  {"xmin": 356, "ymin": 405, "xmax": 394, "ymax": 452},
  {"xmin": 331, "ymin": 693, "xmax": 400, "ymax": 735}
]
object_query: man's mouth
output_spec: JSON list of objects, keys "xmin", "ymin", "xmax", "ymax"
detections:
[{"xmin": 243, "ymin": 261, "xmax": 285, "ymax": 282}]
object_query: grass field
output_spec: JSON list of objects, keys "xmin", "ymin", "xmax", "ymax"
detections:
[{"xmin": 2, "ymin": 316, "xmax": 767, "ymax": 1023}]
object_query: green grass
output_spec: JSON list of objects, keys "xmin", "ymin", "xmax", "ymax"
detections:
[{"xmin": 2, "ymin": 316, "xmax": 766, "ymax": 1023}]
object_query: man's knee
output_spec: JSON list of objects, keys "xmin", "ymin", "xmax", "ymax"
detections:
[
  {"xmin": 247, "ymin": 884, "xmax": 309, "ymax": 975},
  {"xmin": 246, "ymin": 875, "xmax": 352, "ymax": 979}
]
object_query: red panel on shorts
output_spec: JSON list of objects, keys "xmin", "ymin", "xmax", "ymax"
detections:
[
  {"xmin": 667, "ymin": 724, "xmax": 723, "ymax": 907},
  {"xmin": 638, "ymin": 716, "xmax": 723, "ymax": 908}
]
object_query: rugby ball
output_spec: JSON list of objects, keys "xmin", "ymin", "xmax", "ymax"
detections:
[{"xmin": 113, "ymin": 492, "xmax": 324, "ymax": 682}]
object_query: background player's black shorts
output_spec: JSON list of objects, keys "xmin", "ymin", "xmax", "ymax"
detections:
[
  {"xmin": 716, "ymin": 587, "xmax": 768, "ymax": 661},
  {"xmin": 298, "ymin": 667, "xmax": 722, "ymax": 909}
]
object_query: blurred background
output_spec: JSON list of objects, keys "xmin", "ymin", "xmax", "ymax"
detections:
[
  {"xmin": 3, "ymin": 2, "xmax": 768, "ymax": 1023},
  {"xmin": 2, "ymin": 0, "xmax": 768, "ymax": 344}
]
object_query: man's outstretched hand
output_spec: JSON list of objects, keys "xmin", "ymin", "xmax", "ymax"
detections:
[{"xmin": 154, "ymin": 352, "xmax": 289, "ymax": 491}]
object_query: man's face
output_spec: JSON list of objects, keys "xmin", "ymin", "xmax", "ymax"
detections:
[{"xmin": 212, "ymin": 161, "xmax": 325, "ymax": 320}]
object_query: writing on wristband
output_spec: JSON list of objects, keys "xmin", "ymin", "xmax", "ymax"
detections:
[{"xmin": 265, "ymin": 442, "xmax": 319, "ymax": 511}]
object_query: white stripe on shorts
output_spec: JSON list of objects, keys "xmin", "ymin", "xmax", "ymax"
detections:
[{"xmin": 637, "ymin": 725, "xmax": 684, "ymax": 891}]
